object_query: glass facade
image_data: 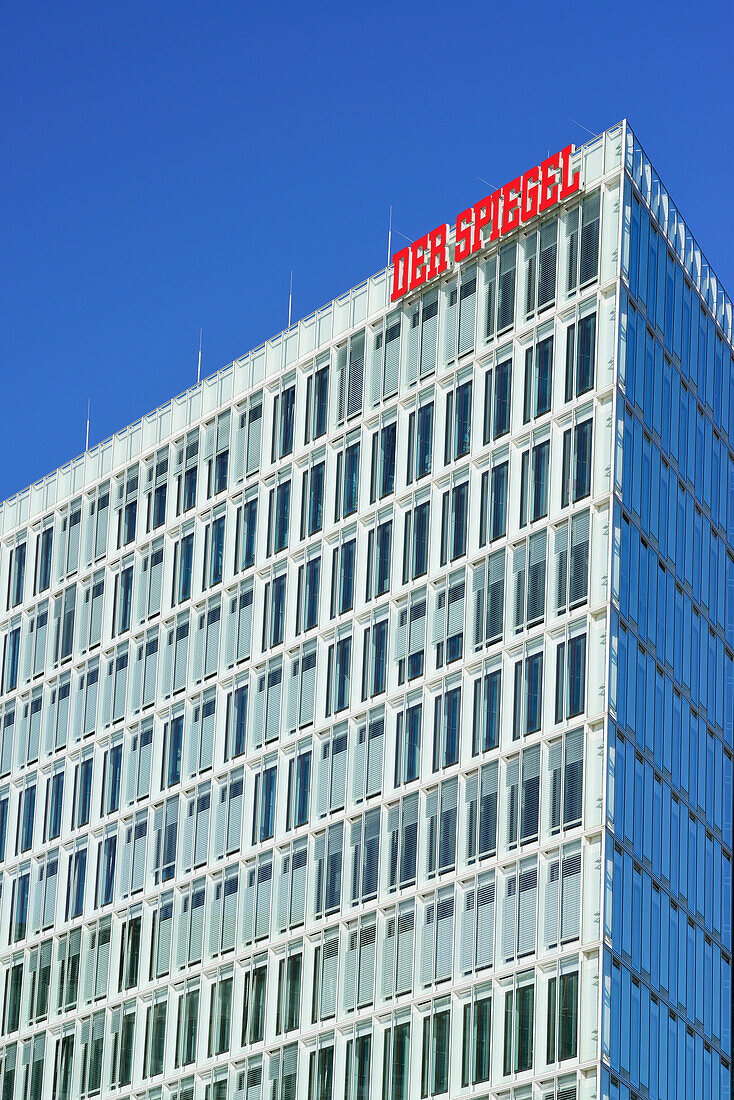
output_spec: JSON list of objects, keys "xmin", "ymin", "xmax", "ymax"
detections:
[{"xmin": 0, "ymin": 121, "xmax": 728, "ymax": 1100}]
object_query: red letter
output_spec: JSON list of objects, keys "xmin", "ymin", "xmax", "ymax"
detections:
[
  {"xmin": 427, "ymin": 224, "xmax": 449, "ymax": 279},
  {"xmin": 409, "ymin": 235, "xmax": 429, "ymax": 291},
  {"xmin": 391, "ymin": 245, "xmax": 411, "ymax": 302},
  {"xmin": 521, "ymin": 166, "xmax": 540, "ymax": 223},
  {"xmin": 454, "ymin": 208, "xmax": 473, "ymax": 262},
  {"xmin": 559, "ymin": 144, "xmax": 581, "ymax": 200},
  {"xmin": 473, "ymin": 192, "xmax": 501, "ymax": 252},
  {"xmin": 500, "ymin": 177, "xmax": 521, "ymax": 235},
  {"xmin": 539, "ymin": 151, "xmax": 561, "ymax": 212}
]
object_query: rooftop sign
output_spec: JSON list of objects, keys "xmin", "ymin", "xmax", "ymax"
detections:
[{"xmin": 390, "ymin": 144, "xmax": 581, "ymax": 302}]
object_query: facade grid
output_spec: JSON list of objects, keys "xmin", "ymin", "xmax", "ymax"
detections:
[{"xmin": 0, "ymin": 121, "xmax": 730, "ymax": 1100}]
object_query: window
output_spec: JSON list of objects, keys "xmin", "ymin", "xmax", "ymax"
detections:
[
  {"xmin": 138, "ymin": 540, "xmax": 163, "ymax": 621},
  {"xmin": 561, "ymin": 419, "xmax": 592, "ymax": 506},
  {"xmin": 465, "ymin": 765, "xmax": 498, "ymax": 864},
  {"xmin": 300, "ymin": 460, "xmax": 325, "ymax": 538},
  {"xmin": 420, "ymin": 1002, "xmax": 451, "ymax": 1097},
  {"xmin": 143, "ymin": 998, "xmax": 167, "ymax": 1077},
  {"xmin": 471, "ymin": 549, "xmax": 505, "ymax": 651},
  {"xmin": 173, "ymin": 532, "xmax": 194, "ymax": 604},
  {"xmin": 366, "ymin": 518, "xmax": 392, "ymax": 599},
  {"xmin": 330, "ymin": 538, "xmax": 356, "ymax": 617},
  {"xmin": 432, "ymin": 687, "xmax": 461, "ymax": 770},
  {"xmin": 203, "ymin": 515, "xmax": 225, "ymax": 588},
  {"xmin": 546, "ymin": 967, "xmax": 579, "ymax": 1063},
  {"xmin": 90, "ymin": 485, "xmax": 110, "ymax": 562},
  {"xmin": 361, "ymin": 619, "xmax": 388, "ymax": 699},
  {"xmin": 483, "ymin": 358, "xmax": 512, "ymax": 443},
  {"xmin": 66, "ymin": 847, "xmax": 87, "ymax": 919},
  {"xmin": 252, "ymin": 760, "xmax": 277, "ymax": 843},
  {"xmin": 7, "ymin": 542, "xmax": 25, "ymax": 609},
  {"xmin": 336, "ymin": 331, "xmax": 365, "ymax": 423},
  {"xmin": 296, "ymin": 556, "xmax": 321, "ymax": 634},
  {"xmin": 371, "ymin": 309, "xmax": 403, "ymax": 397},
  {"xmin": 235, "ymin": 495, "xmax": 257, "ymax": 571},
  {"xmin": 433, "ymin": 575, "xmax": 465, "ymax": 667},
  {"xmin": 512, "ymin": 651, "xmax": 543, "ymax": 737},
  {"xmin": 537, "ymin": 219, "xmax": 558, "ymax": 311},
  {"xmin": 207, "ymin": 411, "xmax": 230, "ymax": 497},
  {"xmin": 334, "ymin": 439, "xmax": 360, "ymax": 521},
  {"xmin": 72, "ymin": 756, "xmax": 93, "ymax": 828},
  {"xmin": 512, "ymin": 530, "xmax": 547, "ymax": 633},
  {"xmin": 523, "ymin": 335, "xmax": 553, "ymax": 422},
  {"xmin": 444, "ymin": 379, "xmax": 472, "ymax": 463},
  {"xmin": 462, "ymin": 985, "xmax": 490, "ymax": 1086},
  {"xmin": 117, "ymin": 470, "xmax": 138, "ymax": 548},
  {"xmin": 395, "ymin": 593, "xmax": 426, "ymax": 684},
  {"xmin": 308, "ymin": 1044, "xmax": 334, "ymax": 1100},
  {"xmin": 440, "ymin": 482, "xmax": 468, "ymax": 565},
  {"xmin": 519, "ymin": 438, "xmax": 550, "ymax": 526},
  {"xmin": 161, "ymin": 714, "xmax": 183, "ymax": 788},
  {"xmin": 206, "ymin": 973, "xmax": 233, "ymax": 1057},
  {"xmin": 241, "ymin": 957, "xmax": 267, "ymax": 1043},
  {"xmin": 554, "ymin": 633, "xmax": 587, "ymax": 721},
  {"xmin": 312, "ymin": 822, "xmax": 344, "ymax": 918},
  {"xmin": 272, "ymin": 383, "xmax": 296, "ymax": 461},
  {"xmin": 382, "ymin": 1019, "xmax": 410, "ymax": 1100},
  {"xmin": 314, "ymin": 727, "xmax": 348, "ymax": 818},
  {"xmin": 544, "ymin": 843, "xmax": 582, "ymax": 948},
  {"xmin": 242, "ymin": 397, "xmax": 263, "ymax": 479},
  {"xmin": 565, "ymin": 313, "xmax": 596, "ymax": 400},
  {"xmin": 370, "ymin": 422, "xmax": 397, "ymax": 503},
  {"xmin": 35, "ymin": 526, "xmax": 53, "ymax": 594},
  {"xmin": 395, "ymin": 702, "xmax": 422, "ymax": 785},
  {"xmin": 326, "ymin": 637, "xmax": 352, "ymax": 715},
  {"xmin": 503, "ymin": 974, "xmax": 534, "ymax": 1074},
  {"xmin": 553, "ymin": 510, "xmax": 590, "ymax": 613},
  {"xmin": 267, "ymin": 480, "xmax": 291, "ymax": 555},
  {"xmin": 472, "ymin": 668, "xmax": 501, "ymax": 753},
  {"xmin": 402, "ymin": 500, "xmax": 430, "ymax": 582},
  {"xmin": 175, "ymin": 983, "xmax": 200, "ymax": 1067},
  {"xmin": 44, "ymin": 771, "xmax": 64, "ymax": 841},
  {"xmin": 263, "ymin": 573, "xmax": 287, "ymax": 648},
  {"xmin": 59, "ymin": 500, "xmax": 82, "ymax": 576},
  {"xmin": 345, "ymin": 1033, "xmax": 372, "ymax": 1100},
  {"xmin": 407, "ymin": 401, "xmax": 434, "ymax": 482},
  {"xmin": 480, "ymin": 461, "xmax": 508, "ymax": 545},
  {"xmin": 147, "ymin": 449, "xmax": 168, "ymax": 530},
  {"xmin": 113, "ymin": 565, "xmax": 133, "ymax": 635},
  {"xmin": 275, "ymin": 951, "xmax": 302, "ymax": 1035},
  {"xmin": 348, "ymin": 807, "xmax": 381, "ymax": 905},
  {"xmin": 305, "ymin": 358, "xmax": 329, "ymax": 443},
  {"xmin": 547, "ymin": 727, "xmax": 584, "ymax": 834},
  {"xmin": 176, "ymin": 432, "xmax": 199, "ymax": 515},
  {"xmin": 224, "ymin": 683, "xmax": 248, "ymax": 761},
  {"xmin": 17, "ymin": 781, "xmax": 36, "ymax": 853},
  {"xmin": 579, "ymin": 192, "xmax": 600, "ymax": 285},
  {"xmin": 285, "ymin": 745, "xmax": 312, "ymax": 829},
  {"xmin": 101, "ymin": 742, "xmax": 122, "ymax": 814},
  {"xmin": 497, "ymin": 244, "xmax": 516, "ymax": 332}
]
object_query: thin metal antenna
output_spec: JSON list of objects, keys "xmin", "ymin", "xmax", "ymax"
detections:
[
  {"xmin": 85, "ymin": 398, "xmax": 90, "ymax": 451},
  {"xmin": 288, "ymin": 271, "xmax": 293, "ymax": 328},
  {"xmin": 387, "ymin": 205, "xmax": 392, "ymax": 266},
  {"xmin": 568, "ymin": 116, "xmax": 596, "ymax": 137},
  {"xmin": 197, "ymin": 329, "xmax": 202, "ymax": 385},
  {"xmin": 477, "ymin": 176, "xmax": 498, "ymax": 191}
]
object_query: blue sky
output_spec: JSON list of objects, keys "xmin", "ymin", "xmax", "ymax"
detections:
[{"xmin": 2, "ymin": 0, "xmax": 733, "ymax": 502}]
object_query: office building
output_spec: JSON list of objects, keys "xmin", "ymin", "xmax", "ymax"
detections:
[{"xmin": 0, "ymin": 120, "xmax": 730, "ymax": 1099}]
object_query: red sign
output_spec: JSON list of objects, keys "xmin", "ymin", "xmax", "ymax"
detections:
[{"xmin": 390, "ymin": 144, "xmax": 581, "ymax": 302}]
